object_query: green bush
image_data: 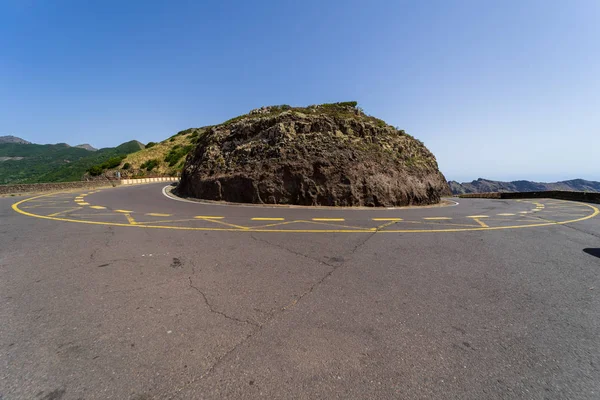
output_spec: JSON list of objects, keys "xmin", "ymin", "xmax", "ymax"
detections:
[
  {"xmin": 146, "ymin": 142, "xmax": 156, "ymax": 149},
  {"xmin": 320, "ymin": 101, "xmax": 358, "ymax": 109},
  {"xmin": 87, "ymin": 165, "xmax": 104, "ymax": 176},
  {"xmin": 164, "ymin": 145, "xmax": 193, "ymax": 167},
  {"xmin": 100, "ymin": 155, "xmax": 125, "ymax": 170},
  {"xmin": 169, "ymin": 138, "xmax": 176, "ymax": 142},
  {"xmin": 122, "ymin": 162, "xmax": 131, "ymax": 170},
  {"xmin": 140, "ymin": 159, "xmax": 160, "ymax": 171}
]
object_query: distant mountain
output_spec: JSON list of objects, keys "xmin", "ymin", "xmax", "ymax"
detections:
[
  {"xmin": 0, "ymin": 135, "xmax": 31, "ymax": 145},
  {"xmin": 0, "ymin": 140, "xmax": 145, "ymax": 184},
  {"xmin": 75, "ymin": 143, "xmax": 98, "ymax": 151},
  {"xmin": 449, "ymin": 178, "xmax": 600, "ymax": 195}
]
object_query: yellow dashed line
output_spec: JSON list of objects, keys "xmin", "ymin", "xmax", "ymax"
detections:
[
  {"xmin": 312, "ymin": 218, "xmax": 345, "ymax": 222},
  {"xmin": 76, "ymin": 202, "xmax": 90, "ymax": 206},
  {"xmin": 115, "ymin": 210, "xmax": 134, "ymax": 213},
  {"xmin": 194, "ymin": 216, "xmax": 225, "ymax": 219},
  {"xmin": 423, "ymin": 217, "xmax": 452, "ymax": 220},
  {"xmin": 89, "ymin": 206, "xmax": 107, "ymax": 210},
  {"xmin": 146, "ymin": 213, "xmax": 172, "ymax": 217},
  {"xmin": 371, "ymin": 218, "xmax": 403, "ymax": 221},
  {"xmin": 519, "ymin": 211, "xmax": 530, "ymax": 214},
  {"xmin": 467, "ymin": 215, "xmax": 489, "ymax": 218},
  {"xmin": 251, "ymin": 217, "xmax": 285, "ymax": 221},
  {"xmin": 497, "ymin": 213, "xmax": 515, "ymax": 216}
]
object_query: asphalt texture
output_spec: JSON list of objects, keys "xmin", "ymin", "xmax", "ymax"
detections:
[{"xmin": 1, "ymin": 183, "xmax": 600, "ymax": 399}]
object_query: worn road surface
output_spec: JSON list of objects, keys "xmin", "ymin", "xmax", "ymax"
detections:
[{"xmin": 1, "ymin": 183, "xmax": 599, "ymax": 399}]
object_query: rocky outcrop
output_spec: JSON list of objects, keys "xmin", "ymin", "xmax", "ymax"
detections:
[
  {"xmin": 0, "ymin": 135, "xmax": 31, "ymax": 144},
  {"xmin": 176, "ymin": 103, "xmax": 450, "ymax": 207}
]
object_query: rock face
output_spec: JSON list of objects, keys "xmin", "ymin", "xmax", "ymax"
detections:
[{"xmin": 177, "ymin": 103, "xmax": 450, "ymax": 206}]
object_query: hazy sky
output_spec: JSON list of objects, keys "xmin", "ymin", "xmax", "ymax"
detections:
[{"xmin": 1, "ymin": 0, "xmax": 598, "ymax": 182}]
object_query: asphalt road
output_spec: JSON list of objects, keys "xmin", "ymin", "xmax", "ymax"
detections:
[{"xmin": 1, "ymin": 183, "xmax": 600, "ymax": 399}]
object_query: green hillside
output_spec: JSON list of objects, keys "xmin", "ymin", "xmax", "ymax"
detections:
[{"xmin": 0, "ymin": 140, "xmax": 144, "ymax": 184}]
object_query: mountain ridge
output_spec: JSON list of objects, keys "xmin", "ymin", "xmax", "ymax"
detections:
[
  {"xmin": 449, "ymin": 178, "xmax": 600, "ymax": 194},
  {"xmin": 0, "ymin": 140, "xmax": 144, "ymax": 184}
]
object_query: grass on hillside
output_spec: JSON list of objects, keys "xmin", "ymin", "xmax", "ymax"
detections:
[{"xmin": 114, "ymin": 128, "xmax": 204, "ymax": 177}]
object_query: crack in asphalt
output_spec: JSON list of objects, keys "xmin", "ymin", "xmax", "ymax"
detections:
[
  {"xmin": 178, "ymin": 231, "xmax": 380, "ymax": 393},
  {"xmin": 249, "ymin": 234, "xmax": 336, "ymax": 268},
  {"xmin": 187, "ymin": 275, "xmax": 260, "ymax": 328}
]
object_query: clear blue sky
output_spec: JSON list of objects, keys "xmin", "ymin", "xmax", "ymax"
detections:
[{"xmin": 1, "ymin": 0, "xmax": 598, "ymax": 182}]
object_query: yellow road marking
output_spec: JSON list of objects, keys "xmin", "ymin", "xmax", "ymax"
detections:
[
  {"xmin": 519, "ymin": 211, "xmax": 530, "ymax": 214},
  {"xmin": 371, "ymin": 218, "xmax": 403, "ymax": 221},
  {"xmin": 115, "ymin": 210, "xmax": 134, "ymax": 213},
  {"xmin": 312, "ymin": 218, "xmax": 345, "ymax": 222},
  {"xmin": 146, "ymin": 213, "xmax": 172, "ymax": 217},
  {"xmin": 22, "ymin": 205, "xmax": 75, "ymax": 209},
  {"xmin": 11, "ymin": 194, "xmax": 600, "ymax": 234},
  {"xmin": 89, "ymin": 206, "xmax": 107, "ymax": 210},
  {"xmin": 467, "ymin": 215, "xmax": 489, "ymax": 218},
  {"xmin": 135, "ymin": 218, "xmax": 198, "ymax": 224},
  {"xmin": 251, "ymin": 217, "xmax": 285, "ymax": 221},
  {"xmin": 123, "ymin": 213, "xmax": 137, "ymax": 225},
  {"xmin": 423, "ymin": 217, "xmax": 452, "ymax": 220},
  {"xmin": 497, "ymin": 213, "xmax": 515, "ymax": 216},
  {"xmin": 76, "ymin": 202, "xmax": 90, "ymax": 206},
  {"xmin": 374, "ymin": 220, "xmax": 400, "ymax": 230},
  {"xmin": 472, "ymin": 218, "xmax": 489, "ymax": 228},
  {"xmin": 48, "ymin": 207, "xmax": 83, "ymax": 217},
  {"xmin": 194, "ymin": 216, "xmax": 249, "ymax": 230},
  {"xmin": 194, "ymin": 216, "xmax": 224, "ymax": 219}
]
